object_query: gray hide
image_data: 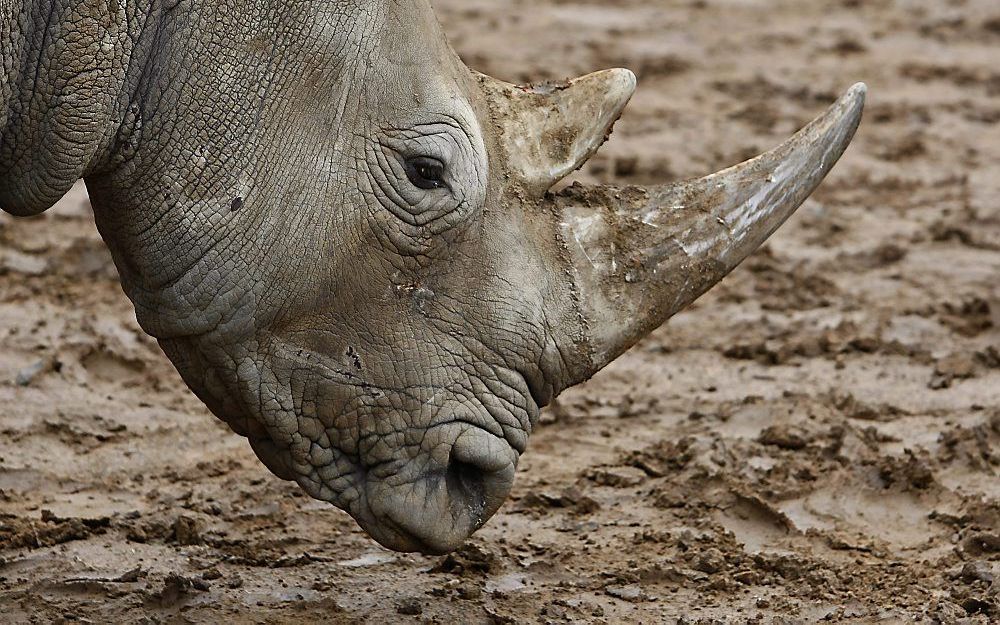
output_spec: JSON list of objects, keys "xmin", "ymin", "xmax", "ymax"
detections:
[{"xmin": 0, "ymin": 0, "xmax": 865, "ymax": 553}]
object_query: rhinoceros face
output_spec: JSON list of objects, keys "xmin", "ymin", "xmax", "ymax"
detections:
[
  {"xmin": 1, "ymin": 0, "xmax": 864, "ymax": 553},
  {"xmin": 231, "ymin": 12, "xmax": 560, "ymax": 551},
  {"xmin": 90, "ymin": 0, "xmax": 593, "ymax": 553}
]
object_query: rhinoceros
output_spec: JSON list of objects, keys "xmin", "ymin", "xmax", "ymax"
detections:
[{"xmin": 0, "ymin": 0, "xmax": 865, "ymax": 554}]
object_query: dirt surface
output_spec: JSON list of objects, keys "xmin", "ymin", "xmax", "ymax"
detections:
[{"xmin": 2, "ymin": 0, "xmax": 999, "ymax": 622}]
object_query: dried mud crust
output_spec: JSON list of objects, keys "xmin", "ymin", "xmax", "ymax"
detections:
[{"xmin": 2, "ymin": 0, "xmax": 1000, "ymax": 623}]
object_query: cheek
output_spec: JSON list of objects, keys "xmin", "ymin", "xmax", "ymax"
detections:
[
  {"xmin": 451, "ymin": 134, "xmax": 490, "ymax": 212},
  {"xmin": 357, "ymin": 181, "xmax": 479, "ymax": 262}
]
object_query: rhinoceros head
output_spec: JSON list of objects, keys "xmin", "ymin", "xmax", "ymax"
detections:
[{"xmin": 0, "ymin": 0, "xmax": 864, "ymax": 553}]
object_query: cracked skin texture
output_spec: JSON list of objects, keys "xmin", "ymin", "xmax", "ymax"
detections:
[
  {"xmin": 0, "ymin": 0, "xmax": 861, "ymax": 554},
  {"xmin": 0, "ymin": 0, "xmax": 599, "ymax": 554}
]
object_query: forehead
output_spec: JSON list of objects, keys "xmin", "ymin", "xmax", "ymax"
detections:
[
  {"xmin": 369, "ymin": 6, "xmax": 467, "ymax": 91},
  {"xmin": 276, "ymin": 0, "xmax": 489, "ymax": 162},
  {"xmin": 344, "ymin": 5, "xmax": 483, "ymax": 137}
]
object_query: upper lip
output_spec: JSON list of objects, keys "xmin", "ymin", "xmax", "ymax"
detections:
[
  {"xmin": 376, "ymin": 515, "xmax": 452, "ymax": 555},
  {"xmin": 517, "ymin": 364, "xmax": 552, "ymax": 410},
  {"xmin": 426, "ymin": 415, "xmax": 525, "ymax": 455}
]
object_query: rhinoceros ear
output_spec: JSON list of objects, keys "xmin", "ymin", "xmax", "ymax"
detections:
[{"xmin": 477, "ymin": 69, "xmax": 636, "ymax": 195}]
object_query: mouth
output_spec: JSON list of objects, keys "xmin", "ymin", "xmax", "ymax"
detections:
[
  {"xmin": 520, "ymin": 371, "xmax": 553, "ymax": 416},
  {"xmin": 373, "ymin": 514, "xmax": 454, "ymax": 555},
  {"xmin": 355, "ymin": 420, "xmax": 519, "ymax": 554},
  {"xmin": 267, "ymin": 337, "xmax": 532, "ymax": 552}
]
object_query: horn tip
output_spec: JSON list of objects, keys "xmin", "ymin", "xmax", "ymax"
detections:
[
  {"xmin": 845, "ymin": 82, "xmax": 868, "ymax": 109},
  {"xmin": 592, "ymin": 68, "xmax": 637, "ymax": 102},
  {"xmin": 611, "ymin": 68, "xmax": 638, "ymax": 93}
]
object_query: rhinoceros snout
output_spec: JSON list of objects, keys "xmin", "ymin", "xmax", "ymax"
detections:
[{"xmin": 362, "ymin": 423, "xmax": 517, "ymax": 554}]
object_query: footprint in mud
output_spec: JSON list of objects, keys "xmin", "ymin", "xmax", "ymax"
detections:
[
  {"xmin": 80, "ymin": 345, "xmax": 147, "ymax": 384},
  {"xmin": 714, "ymin": 493, "xmax": 798, "ymax": 554},
  {"xmin": 778, "ymin": 481, "xmax": 942, "ymax": 553}
]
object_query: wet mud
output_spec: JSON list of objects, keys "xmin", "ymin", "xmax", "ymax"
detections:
[{"xmin": 1, "ymin": 0, "xmax": 998, "ymax": 622}]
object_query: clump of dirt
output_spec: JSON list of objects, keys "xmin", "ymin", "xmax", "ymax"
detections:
[{"xmin": 0, "ymin": 511, "xmax": 108, "ymax": 550}]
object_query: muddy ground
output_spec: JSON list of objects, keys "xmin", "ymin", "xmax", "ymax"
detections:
[{"xmin": 1, "ymin": 0, "xmax": 999, "ymax": 622}]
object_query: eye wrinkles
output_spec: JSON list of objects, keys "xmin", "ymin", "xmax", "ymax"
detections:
[
  {"xmin": 366, "ymin": 141, "xmax": 454, "ymax": 226},
  {"xmin": 364, "ymin": 115, "xmax": 486, "ymax": 233}
]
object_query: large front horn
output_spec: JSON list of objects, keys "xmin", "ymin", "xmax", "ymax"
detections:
[{"xmin": 553, "ymin": 83, "xmax": 866, "ymax": 378}]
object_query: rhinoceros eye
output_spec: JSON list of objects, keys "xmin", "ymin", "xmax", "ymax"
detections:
[{"xmin": 404, "ymin": 156, "xmax": 447, "ymax": 190}]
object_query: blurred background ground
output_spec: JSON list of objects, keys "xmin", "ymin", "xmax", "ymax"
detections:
[{"xmin": 1, "ymin": 0, "xmax": 998, "ymax": 622}]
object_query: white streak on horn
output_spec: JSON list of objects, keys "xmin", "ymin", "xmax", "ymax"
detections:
[{"xmin": 554, "ymin": 83, "xmax": 867, "ymax": 377}]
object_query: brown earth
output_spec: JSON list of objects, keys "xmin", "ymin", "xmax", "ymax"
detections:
[{"xmin": 2, "ymin": 0, "xmax": 999, "ymax": 622}]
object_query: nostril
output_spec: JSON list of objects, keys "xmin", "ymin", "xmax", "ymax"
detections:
[{"xmin": 445, "ymin": 453, "xmax": 488, "ymax": 512}]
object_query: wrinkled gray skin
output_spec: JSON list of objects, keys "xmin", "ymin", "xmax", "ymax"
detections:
[{"xmin": 1, "ymin": 0, "xmax": 865, "ymax": 553}]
